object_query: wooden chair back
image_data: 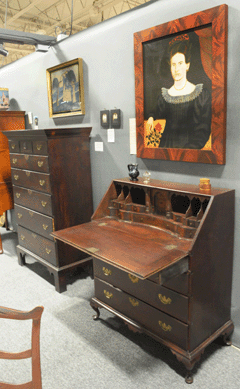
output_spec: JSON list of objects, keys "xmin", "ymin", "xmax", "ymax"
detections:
[{"xmin": 0, "ymin": 305, "xmax": 44, "ymax": 389}]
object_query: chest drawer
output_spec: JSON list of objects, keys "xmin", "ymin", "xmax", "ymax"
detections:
[
  {"xmin": 15, "ymin": 204, "xmax": 54, "ymax": 241},
  {"xmin": 94, "ymin": 277, "xmax": 188, "ymax": 349},
  {"xmin": 11, "ymin": 168, "xmax": 51, "ymax": 193},
  {"xmin": 10, "ymin": 154, "xmax": 49, "ymax": 173},
  {"xmin": 33, "ymin": 141, "xmax": 48, "ymax": 155},
  {"xmin": 17, "ymin": 140, "xmax": 48, "ymax": 155},
  {"xmin": 94, "ymin": 259, "xmax": 188, "ymax": 323},
  {"xmin": 18, "ymin": 225, "xmax": 57, "ymax": 266},
  {"xmin": 9, "ymin": 140, "xmax": 20, "ymax": 153},
  {"xmin": 13, "ymin": 186, "xmax": 52, "ymax": 216},
  {"xmin": 20, "ymin": 140, "xmax": 32, "ymax": 154}
]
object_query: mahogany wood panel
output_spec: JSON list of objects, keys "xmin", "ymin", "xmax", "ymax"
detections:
[
  {"xmin": 15, "ymin": 204, "xmax": 54, "ymax": 241},
  {"xmin": 52, "ymin": 217, "xmax": 191, "ymax": 279},
  {"xmin": 189, "ymin": 190, "xmax": 235, "ymax": 351},
  {"xmin": 94, "ymin": 258, "xmax": 189, "ymax": 322},
  {"xmin": 94, "ymin": 277, "xmax": 189, "ymax": 349},
  {"xmin": 13, "ymin": 186, "xmax": 53, "ymax": 216}
]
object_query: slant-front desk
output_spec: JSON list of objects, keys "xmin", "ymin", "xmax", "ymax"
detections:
[{"xmin": 52, "ymin": 178, "xmax": 235, "ymax": 383}]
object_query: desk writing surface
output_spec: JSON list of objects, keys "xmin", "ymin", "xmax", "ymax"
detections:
[{"xmin": 52, "ymin": 217, "xmax": 192, "ymax": 279}]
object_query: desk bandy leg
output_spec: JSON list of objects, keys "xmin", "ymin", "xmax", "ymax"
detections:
[{"xmin": 90, "ymin": 298, "xmax": 100, "ymax": 320}]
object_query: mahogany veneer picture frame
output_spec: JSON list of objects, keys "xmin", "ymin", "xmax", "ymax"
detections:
[
  {"xmin": 46, "ymin": 58, "xmax": 85, "ymax": 118},
  {"xmin": 134, "ymin": 4, "xmax": 228, "ymax": 164}
]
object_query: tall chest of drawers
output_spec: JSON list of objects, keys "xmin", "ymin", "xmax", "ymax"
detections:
[
  {"xmin": 0, "ymin": 111, "xmax": 25, "ymax": 253},
  {"xmin": 4, "ymin": 127, "xmax": 93, "ymax": 292}
]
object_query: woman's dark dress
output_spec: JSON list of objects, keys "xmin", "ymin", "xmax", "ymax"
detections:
[{"xmin": 152, "ymin": 84, "xmax": 211, "ymax": 149}]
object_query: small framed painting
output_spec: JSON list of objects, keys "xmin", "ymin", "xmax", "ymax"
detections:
[
  {"xmin": 110, "ymin": 109, "xmax": 121, "ymax": 128},
  {"xmin": 46, "ymin": 58, "xmax": 85, "ymax": 118},
  {"xmin": 100, "ymin": 110, "xmax": 109, "ymax": 128}
]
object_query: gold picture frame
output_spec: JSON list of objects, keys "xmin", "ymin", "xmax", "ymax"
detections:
[{"xmin": 46, "ymin": 58, "xmax": 85, "ymax": 118}]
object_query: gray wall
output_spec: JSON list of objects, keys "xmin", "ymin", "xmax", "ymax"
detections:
[{"xmin": 0, "ymin": 0, "xmax": 240, "ymax": 347}]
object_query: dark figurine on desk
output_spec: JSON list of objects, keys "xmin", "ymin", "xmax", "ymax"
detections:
[{"xmin": 128, "ymin": 163, "xmax": 139, "ymax": 181}]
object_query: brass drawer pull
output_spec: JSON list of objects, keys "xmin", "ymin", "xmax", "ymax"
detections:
[
  {"xmin": 29, "ymin": 211, "xmax": 34, "ymax": 217},
  {"xmin": 103, "ymin": 267, "xmax": 112, "ymax": 276},
  {"xmin": 128, "ymin": 274, "xmax": 139, "ymax": 283},
  {"xmin": 42, "ymin": 224, "xmax": 48, "ymax": 231},
  {"xmin": 158, "ymin": 321, "xmax": 172, "ymax": 332},
  {"xmin": 41, "ymin": 201, "xmax": 47, "ymax": 207},
  {"xmin": 28, "ymin": 189, "xmax": 32, "ymax": 195},
  {"xmin": 12, "ymin": 158, "xmax": 18, "ymax": 164},
  {"xmin": 38, "ymin": 161, "xmax": 44, "ymax": 167},
  {"xmin": 26, "ymin": 171, "xmax": 30, "ymax": 177},
  {"xmin": 14, "ymin": 174, "xmax": 19, "ymax": 181},
  {"xmin": 32, "ymin": 233, "xmax": 37, "ymax": 239},
  {"xmin": 17, "ymin": 213, "xmax": 22, "ymax": 219},
  {"xmin": 36, "ymin": 144, "xmax": 42, "ymax": 151},
  {"xmin": 39, "ymin": 180, "xmax": 45, "ymax": 186},
  {"xmin": 20, "ymin": 235, "xmax": 25, "ymax": 241},
  {"xmin": 158, "ymin": 294, "xmax": 172, "ymax": 305},
  {"xmin": 16, "ymin": 193, "xmax": 21, "ymax": 198},
  {"xmin": 129, "ymin": 297, "xmax": 139, "ymax": 307},
  {"xmin": 104, "ymin": 290, "xmax": 113, "ymax": 299},
  {"xmin": 45, "ymin": 248, "xmax": 51, "ymax": 255},
  {"xmin": 24, "ymin": 155, "xmax": 29, "ymax": 161},
  {"xmin": 11, "ymin": 144, "xmax": 16, "ymax": 150}
]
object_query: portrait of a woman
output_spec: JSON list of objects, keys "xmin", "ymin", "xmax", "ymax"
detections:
[{"xmin": 145, "ymin": 32, "xmax": 212, "ymax": 149}]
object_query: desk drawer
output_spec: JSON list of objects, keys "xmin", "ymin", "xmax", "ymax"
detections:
[
  {"xmin": 12, "ymin": 168, "xmax": 51, "ymax": 193},
  {"xmin": 15, "ymin": 204, "xmax": 54, "ymax": 240},
  {"xmin": 13, "ymin": 186, "xmax": 52, "ymax": 216},
  {"xmin": 95, "ymin": 278, "xmax": 188, "ymax": 349},
  {"xmin": 18, "ymin": 225, "xmax": 57, "ymax": 266},
  {"xmin": 10, "ymin": 154, "xmax": 49, "ymax": 173},
  {"xmin": 94, "ymin": 259, "xmax": 188, "ymax": 323}
]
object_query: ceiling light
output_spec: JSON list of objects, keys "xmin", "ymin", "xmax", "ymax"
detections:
[{"xmin": 0, "ymin": 43, "xmax": 8, "ymax": 57}]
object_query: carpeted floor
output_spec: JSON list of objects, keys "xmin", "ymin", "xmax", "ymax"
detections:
[{"xmin": 1, "ymin": 227, "xmax": 240, "ymax": 388}]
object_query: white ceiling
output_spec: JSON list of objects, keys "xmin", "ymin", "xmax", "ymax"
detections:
[{"xmin": 0, "ymin": 0, "xmax": 150, "ymax": 67}]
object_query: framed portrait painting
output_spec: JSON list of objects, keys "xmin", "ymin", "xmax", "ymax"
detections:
[
  {"xmin": 46, "ymin": 58, "xmax": 85, "ymax": 118},
  {"xmin": 134, "ymin": 4, "xmax": 228, "ymax": 164}
]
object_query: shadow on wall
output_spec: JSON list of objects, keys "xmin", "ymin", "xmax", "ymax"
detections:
[{"xmin": 9, "ymin": 98, "xmax": 21, "ymax": 110}]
